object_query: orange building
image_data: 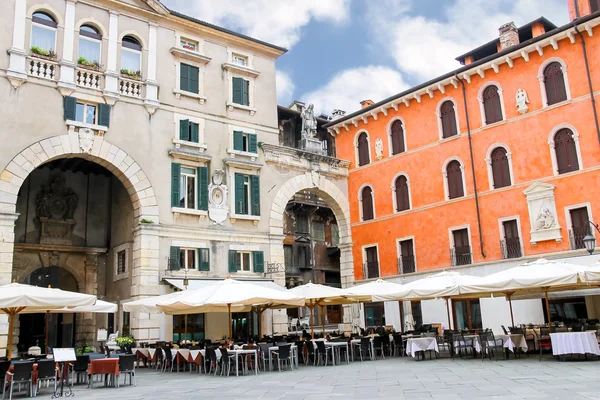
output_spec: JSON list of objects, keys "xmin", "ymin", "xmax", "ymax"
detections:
[{"xmin": 326, "ymin": 0, "xmax": 600, "ymax": 331}]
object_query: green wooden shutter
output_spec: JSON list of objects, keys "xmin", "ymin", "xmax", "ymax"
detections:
[
  {"xmin": 171, "ymin": 163, "xmax": 181, "ymax": 207},
  {"xmin": 242, "ymin": 79, "xmax": 250, "ymax": 106},
  {"xmin": 250, "ymin": 175, "xmax": 260, "ymax": 216},
  {"xmin": 198, "ymin": 166, "xmax": 208, "ymax": 211},
  {"xmin": 228, "ymin": 250, "xmax": 238, "ymax": 273},
  {"xmin": 63, "ymin": 96, "xmax": 77, "ymax": 120},
  {"xmin": 179, "ymin": 119, "xmax": 190, "ymax": 141},
  {"xmin": 169, "ymin": 246, "xmax": 181, "ymax": 270},
  {"xmin": 248, "ymin": 134, "xmax": 257, "ymax": 153},
  {"xmin": 233, "ymin": 131, "xmax": 244, "ymax": 151},
  {"xmin": 232, "ymin": 77, "xmax": 243, "ymax": 104},
  {"xmin": 253, "ymin": 251, "xmax": 264, "ymax": 273},
  {"xmin": 190, "ymin": 122, "xmax": 199, "ymax": 143},
  {"xmin": 199, "ymin": 248, "xmax": 210, "ymax": 271},
  {"xmin": 234, "ymin": 173, "xmax": 246, "ymax": 215},
  {"xmin": 98, "ymin": 103, "xmax": 111, "ymax": 127},
  {"xmin": 189, "ymin": 65, "xmax": 199, "ymax": 94},
  {"xmin": 180, "ymin": 63, "xmax": 189, "ymax": 92}
]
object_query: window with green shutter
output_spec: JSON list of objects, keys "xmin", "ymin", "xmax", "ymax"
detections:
[
  {"xmin": 169, "ymin": 246, "xmax": 181, "ymax": 270},
  {"xmin": 179, "ymin": 119, "xmax": 190, "ymax": 141},
  {"xmin": 197, "ymin": 166, "xmax": 208, "ymax": 211},
  {"xmin": 199, "ymin": 248, "xmax": 210, "ymax": 271},
  {"xmin": 98, "ymin": 103, "xmax": 111, "ymax": 128},
  {"xmin": 233, "ymin": 131, "xmax": 244, "ymax": 151},
  {"xmin": 180, "ymin": 63, "xmax": 199, "ymax": 94},
  {"xmin": 233, "ymin": 131, "xmax": 257, "ymax": 153},
  {"xmin": 190, "ymin": 122, "xmax": 199, "ymax": 143},
  {"xmin": 248, "ymin": 134, "xmax": 257, "ymax": 153},
  {"xmin": 242, "ymin": 79, "xmax": 249, "ymax": 106},
  {"xmin": 250, "ymin": 175, "xmax": 260, "ymax": 216},
  {"xmin": 228, "ymin": 250, "xmax": 238, "ymax": 273},
  {"xmin": 234, "ymin": 173, "xmax": 248, "ymax": 215},
  {"xmin": 171, "ymin": 163, "xmax": 181, "ymax": 208},
  {"xmin": 63, "ymin": 96, "xmax": 77, "ymax": 121},
  {"xmin": 232, "ymin": 77, "xmax": 249, "ymax": 106},
  {"xmin": 253, "ymin": 251, "xmax": 264, "ymax": 273}
]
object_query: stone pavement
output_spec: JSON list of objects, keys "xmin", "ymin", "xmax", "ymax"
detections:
[{"xmin": 46, "ymin": 355, "xmax": 600, "ymax": 400}]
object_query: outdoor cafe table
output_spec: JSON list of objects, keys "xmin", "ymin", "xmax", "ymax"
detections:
[
  {"xmin": 496, "ymin": 334, "xmax": 528, "ymax": 353},
  {"xmin": 550, "ymin": 332, "xmax": 600, "ymax": 356},
  {"xmin": 88, "ymin": 358, "xmax": 119, "ymax": 388},
  {"xmin": 405, "ymin": 337, "xmax": 438, "ymax": 358},
  {"xmin": 268, "ymin": 344, "xmax": 299, "ymax": 370},
  {"xmin": 199, "ymin": 349, "xmax": 258, "ymax": 377}
]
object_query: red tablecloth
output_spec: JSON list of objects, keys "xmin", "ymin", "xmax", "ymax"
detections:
[{"xmin": 88, "ymin": 359, "xmax": 119, "ymax": 376}]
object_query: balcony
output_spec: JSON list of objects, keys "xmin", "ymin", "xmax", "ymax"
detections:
[
  {"xmin": 450, "ymin": 246, "xmax": 472, "ymax": 266},
  {"xmin": 119, "ymin": 76, "xmax": 144, "ymax": 98},
  {"xmin": 397, "ymin": 256, "xmax": 416, "ymax": 274},
  {"xmin": 363, "ymin": 262, "xmax": 379, "ymax": 279},
  {"xmin": 569, "ymin": 228, "xmax": 590, "ymax": 250},
  {"xmin": 500, "ymin": 238, "xmax": 522, "ymax": 259},
  {"xmin": 27, "ymin": 56, "xmax": 58, "ymax": 81},
  {"xmin": 76, "ymin": 67, "xmax": 103, "ymax": 90}
]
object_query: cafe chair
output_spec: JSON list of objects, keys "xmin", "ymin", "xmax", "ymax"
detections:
[
  {"xmin": 258, "ymin": 344, "xmax": 272, "ymax": 372},
  {"xmin": 534, "ymin": 327, "xmax": 552, "ymax": 361},
  {"xmin": 358, "ymin": 337, "xmax": 372, "ymax": 361},
  {"xmin": 373, "ymin": 336, "xmax": 386, "ymax": 359},
  {"xmin": 304, "ymin": 341, "xmax": 317, "ymax": 365},
  {"xmin": 271, "ymin": 344, "xmax": 293, "ymax": 372},
  {"xmin": 4, "ymin": 361, "xmax": 34, "ymax": 400},
  {"xmin": 315, "ymin": 341, "xmax": 332, "ymax": 366},
  {"xmin": 118, "ymin": 355, "xmax": 136, "ymax": 387},
  {"xmin": 452, "ymin": 333, "xmax": 475, "ymax": 359},
  {"xmin": 71, "ymin": 355, "xmax": 90, "ymax": 385},
  {"xmin": 34, "ymin": 359, "xmax": 58, "ymax": 396},
  {"xmin": 479, "ymin": 331, "xmax": 505, "ymax": 361},
  {"xmin": 218, "ymin": 348, "xmax": 236, "ymax": 377},
  {"xmin": 0, "ymin": 362, "xmax": 10, "ymax": 397},
  {"xmin": 204, "ymin": 347, "xmax": 218, "ymax": 376}
]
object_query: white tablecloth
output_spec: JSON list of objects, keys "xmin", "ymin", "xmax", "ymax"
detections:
[
  {"xmin": 496, "ymin": 334, "xmax": 528, "ymax": 353},
  {"xmin": 550, "ymin": 332, "xmax": 600, "ymax": 356},
  {"xmin": 132, "ymin": 348, "xmax": 149, "ymax": 358},
  {"xmin": 405, "ymin": 337, "xmax": 438, "ymax": 358}
]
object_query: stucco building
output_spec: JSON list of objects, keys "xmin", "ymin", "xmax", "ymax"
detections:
[{"xmin": 327, "ymin": 0, "xmax": 600, "ymax": 333}]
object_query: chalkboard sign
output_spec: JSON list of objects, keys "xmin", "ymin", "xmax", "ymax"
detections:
[{"xmin": 53, "ymin": 348, "xmax": 76, "ymax": 362}]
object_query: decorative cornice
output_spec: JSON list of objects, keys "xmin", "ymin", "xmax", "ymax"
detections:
[
  {"xmin": 261, "ymin": 143, "xmax": 350, "ymax": 178},
  {"xmin": 170, "ymin": 47, "xmax": 212, "ymax": 65},
  {"xmin": 221, "ymin": 63, "xmax": 260, "ymax": 77}
]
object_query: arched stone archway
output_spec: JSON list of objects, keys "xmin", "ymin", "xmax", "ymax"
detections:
[{"xmin": 268, "ymin": 172, "xmax": 356, "ymax": 332}]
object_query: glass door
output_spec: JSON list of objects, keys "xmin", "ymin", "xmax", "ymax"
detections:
[{"xmin": 452, "ymin": 299, "xmax": 482, "ymax": 330}]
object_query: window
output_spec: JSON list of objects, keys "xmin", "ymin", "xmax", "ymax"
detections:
[
  {"xmin": 179, "ymin": 120, "xmax": 199, "ymax": 143},
  {"xmin": 360, "ymin": 186, "xmax": 374, "ymax": 221},
  {"xmin": 180, "ymin": 38, "xmax": 197, "ymax": 52},
  {"xmin": 180, "ymin": 63, "xmax": 199, "ymax": 94},
  {"xmin": 284, "ymin": 245, "xmax": 293, "ymax": 269},
  {"xmin": 543, "ymin": 62, "xmax": 568, "ymax": 106},
  {"xmin": 232, "ymin": 77, "xmax": 250, "ymax": 106},
  {"xmin": 171, "ymin": 164, "xmax": 208, "ymax": 211},
  {"xmin": 117, "ymin": 250, "xmax": 126, "ymax": 274},
  {"xmin": 169, "ymin": 246, "xmax": 209, "ymax": 271},
  {"xmin": 237, "ymin": 252, "xmax": 251, "ymax": 271},
  {"xmin": 121, "ymin": 35, "xmax": 142, "ymax": 74},
  {"xmin": 62, "ymin": 96, "xmax": 111, "ymax": 127},
  {"xmin": 394, "ymin": 175, "xmax": 410, "ymax": 212},
  {"xmin": 446, "ymin": 160, "xmax": 465, "ymax": 199},
  {"xmin": 233, "ymin": 131, "xmax": 257, "ymax": 153},
  {"xmin": 440, "ymin": 100, "xmax": 458, "ymax": 138},
  {"xmin": 389, "ymin": 120, "xmax": 405, "ymax": 155},
  {"xmin": 490, "ymin": 147, "xmax": 511, "ymax": 189},
  {"xmin": 554, "ymin": 128, "xmax": 580, "ymax": 174},
  {"xmin": 234, "ymin": 173, "xmax": 260, "ymax": 216},
  {"xmin": 363, "ymin": 246, "xmax": 379, "ymax": 279},
  {"xmin": 296, "ymin": 212, "xmax": 309, "ymax": 233},
  {"xmin": 482, "ymin": 85, "xmax": 503, "ymax": 124},
  {"xmin": 331, "ymin": 224, "xmax": 340, "ymax": 246},
  {"xmin": 451, "ymin": 228, "xmax": 471, "ymax": 266},
  {"xmin": 364, "ymin": 303, "xmax": 385, "ymax": 327},
  {"xmin": 173, "ymin": 314, "xmax": 204, "ymax": 342},
  {"xmin": 232, "ymin": 53, "xmax": 248, "ymax": 66},
  {"xmin": 501, "ymin": 219, "xmax": 522, "ymax": 259},
  {"xmin": 357, "ymin": 132, "xmax": 370, "ymax": 166},
  {"xmin": 296, "ymin": 245, "xmax": 310, "ymax": 268},
  {"xmin": 179, "ymin": 248, "xmax": 196, "ymax": 269},
  {"xmin": 312, "ymin": 221, "xmax": 325, "ymax": 241},
  {"xmin": 179, "ymin": 167, "xmax": 197, "ymax": 209},
  {"xmin": 78, "ymin": 25, "xmax": 102, "ymax": 65},
  {"xmin": 228, "ymin": 250, "xmax": 264, "ymax": 273},
  {"xmin": 31, "ymin": 12, "xmax": 57, "ymax": 53},
  {"xmin": 75, "ymin": 102, "xmax": 96, "ymax": 125},
  {"xmin": 398, "ymin": 238, "xmax": 415, "ymax": 274},
  {"xmin": 569, "ymin": 207, "xmax": 591, "ymax": 250},
  {"xmin": 122, "ymin": 311, "xmax": 130, "ymax": 335}
]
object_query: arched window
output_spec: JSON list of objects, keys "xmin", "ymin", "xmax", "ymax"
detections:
[
  {"xmin": 543, "ymin": 62, "xmax": 568, "ymax": 106},
  {"xmin": 490, "ymin": 147, "xmax": 511, "ymax": 189},
  {"xmin": 482, "ymin": 85, "xmax": 503, "ymax": 124},
  {"xmin": 394, "ymin": 175, "xmax": 410, "ymax": 212},
  {"xmin": 357, "ymin": 132, "xmax": 370, "ymax": 166},
  {"xmin": 78, "ymin": 24, "xmax": 102, "ymax": 65},
  {"xmin": 446, "ymin": 160, "xmax": 464, "ymax": 199},
  {"xmin": 31, "ymin": 12, "xmax": 57, "ymax": 53},
  {"xmin": 361, "ymin": 186, "xmax": 374, "ymax": 221},
  {"xmin": 554, "ymin": 128, "xmax": 580, "ymax": 174},
  {"xmin": 121, "ymin": 35, "xmax": 142, "ymax": 74},
  {"xmin": 440, "ymin": 100, "xmax": 458, "ymax": 138},
  {"xmin": 390, "ymin": 120, "xmax": 405, "ymax": 155}
]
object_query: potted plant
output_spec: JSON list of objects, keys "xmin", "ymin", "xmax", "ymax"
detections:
[
  {"xmin": 182, "ymin": 44, "xmax": 195, "ymax": 51},
  {"xmin": 77, "ymin": 56, "xmax": 101, "ymax": 71},
  {"xmin": 30, "ymin": 46, "xmax": 57, "ymax": 61},
  {"xmin": 115, "ymin": 333, "xmax": 135, "ymax": 349},
  {"xmin": 76, "ymin": 343, "xmax": 95, "ymax": 356},
  {"xmin": 120, "ymin": 68, "xmax": 142, "ymax": 81}
]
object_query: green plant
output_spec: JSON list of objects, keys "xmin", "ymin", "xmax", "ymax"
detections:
[
  {"xmin": 120, "ymin": 69, "xmax": 142, "ymax": 79},
  {"xmin": 140, "ymin": 218, "xmax": 154, "ymax": 224},
  {"xmin": 76, "ymin": 343, "xmax": 94, "ymax": 355},
  {"xmin": 258, "ymin": 141, "xmax": 265, "ymax": 148},
  {"xmin": 115, "ymin": 334, "xmax": 135, "ymax": 347},
  {"xmin": 30, "ymin": 46, "xmax": 56, "ymax": 59},
  {"xmin": 77, "ymin": 56, "xmax": 101, "ymax": 70}
]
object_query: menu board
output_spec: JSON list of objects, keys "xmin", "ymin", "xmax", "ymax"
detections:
[
  {"xmin": 53, "ymin": 348, "xmax": 77, "ymax": 362},
  {"xmin": 97, "ymin": 329, "xmax": 108, "ymax": 342}
]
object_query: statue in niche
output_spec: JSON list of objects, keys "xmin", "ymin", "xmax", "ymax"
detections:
[
  {"xmin": 208, "ymin": 169, "xmax": 228, "ymax": 225},
  {"xmin": 515, "ymin": 88, "xmax": 529, "ymax": 115},
  {"xmin": 534, "ymin": 206, "xmax": 556, "ymax": 231},
  {"xmin": 375, "ymin": 138, "xmax": 384, "ymax": 160},
  {"xmin": 300, "ymin": 104, "xmax": 317, "ymax": 139}
]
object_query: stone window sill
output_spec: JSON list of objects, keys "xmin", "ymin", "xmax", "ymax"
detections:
[
  {"xmin": 66, "ymin": 120, "xmax": 108, "ymax": 133},
  {"xmin": 226, "ymin": 101, "xmax": 256, "ymax": 115},
  {"xmin": 174, "ymin": 89, "xmax": 207, "ymax": 104},
  {"xmin": 230, "ymin": 214, "xmax": 260, "ymax": 225},
  {"xmin": 172, "ymin": 207, "xmax": 208, "ymax": 217},
  {"xmin": 227, "ymin": 148, "xmax": 258, "ymax": 161},
  {"xmin": 173, "ymin": 138, "xmax": 207, "ymax": 151},
  {"xmin": 113, "ymin": 272, "xmax": 129, "ymax": 283},
  {"xmin": 222, "ymin": 62, "xmax": 260, "ymax": 77}
]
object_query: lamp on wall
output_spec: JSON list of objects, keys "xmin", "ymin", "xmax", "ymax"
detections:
[{"xmin": 583, "ymin": 220, "xmax": 600, "ymax": 255}]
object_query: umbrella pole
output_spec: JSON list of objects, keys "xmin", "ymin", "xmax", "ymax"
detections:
[
  {"xmin": 45, "ymin": 311, "xmax": 49, "ymax": 354},
  {"xmin": 309, "ymin": 302, "xmax": 315, "ymax": 339},
  {"xmin": 444, "ymin": 298, "xmax": 452, "ymax": 331},
  {"xmin": 7, "ymin": 312, "xmax": 14, "ymax": 361},
  {"xmin": 544, "ymin": 288, "xmax": 552, "ymax": 328},
  {"xmin": 228, "ymin": 304, "xmax": 232, "ymax": 340},
  {"xmin": 505, "ymin": 292, "xmax": 515, "ymax": 327},
  {"xmin": 321, "ymin": 304, "xmax": 326, "ymax": 335},
  {"xmin": 184, "ymin": 314, "xmax": 188, "ymax": 343}
]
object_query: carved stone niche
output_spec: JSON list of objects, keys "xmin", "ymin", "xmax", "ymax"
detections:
[{"xmin": 523, "ymin": 181, "xmax": 562, "ymax": 245}]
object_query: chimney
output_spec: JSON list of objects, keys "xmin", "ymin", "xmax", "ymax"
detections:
[
  {"xmin": 331, "ymin": 109, "xmax": 346, "ymax": 120},
  {"xmin": 531, "ymin": 22, "xmax": 546, "ymax": 38},
  {"xmin": 568, "ymin": 0, "xmax": 595, "ymax": 21},
  {"xmin": 288, "ymin": 100, "xmax": 305, "ymax": 113},
  {"xmin": 360, "ymin": 99, "xmax": 374, "ymax": 109},
  {"xmin": 498, "ymin": 22, "xmax": 519, "ymax": 50}
]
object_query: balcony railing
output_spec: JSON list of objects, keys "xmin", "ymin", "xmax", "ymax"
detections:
[
  {"xmin": 569, "ymin": 227, "xmax": 590, "ymax": 250},
  {"xmin": 363, "ymin": 262, "xmax": 379, "ymax": 279},
  {"xmin": 500, "ymin": 238, "xmax": 522, "ymax": 259},
  {"xmin": 397, "ymin": 256, "xmax": 416, "ymax": 274},
  {"xmin": 450, "ymin": 246, "xmax": 472, "ymax": 266},
  {"xmin": 119, "ymin": 76, "xmax": 144, "ymax": 98},
  {"xmin": 76, "ymin": 68, "xmax": 103, "ymax": 90},
  {"xmin": 27, "ymin": 56, "xmax": 58, "ymax": 81}
]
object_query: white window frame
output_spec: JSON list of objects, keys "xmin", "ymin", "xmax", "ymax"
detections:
[
  {"xmin": 179, "ymin": 247, "xmax": 198, "ymax": 270},
  {"xmin": 227, "ymin": 48, "xmax": 254, "ymax": 69},
  {"xmin": 77, "ymin": 25, "xmax": 103, "ymax": 65},
  {"xmin": 564, "ymin": 202, "xmax": 595, "ymax": 246},
  {"xmin": 391, "ymin": 172, "xmax": 411, "ymax": 213},
  {"xmin": 485, "ymin": 142, "xmax": 514, "ymax": 190},
  {"xmin": 538, "ymin": 57, "xmax": 571, "ymax": 108},
  {"xmin": 74, "ymin": 101, "xmax": 97, "ymax": 125},
  {"xmin": 358, "ymin": 183, "xmax": 376, "ymax": 222},
  {"xmin": 30, "ymin": 10, "xmax": 58, "ymax": 53},
  {"xmin": 361, "ymin": 243, "xmax": 380, "ymax": 279},
  {"xmin": 173, "ymin": 59, "xmax": 207, "ymax": 103},
  {"xmin": 396, "ymin": 236, "xmax": 417, "ymax": 274},
  {"xmin": 237, "ymin": 251, "xmax": 253, "ymax": 272},
  {"xmin": 113, "ymin": 242, "xmax": 130, "ymax": 282},
  {"xmin": 387, "ymin": 117, "xmax": 408, "ymax": 157},
  {"xmin": 442, "ymin": 156, "xmax": 467, "ymax": 201},
  {"xmin": 232, "ymin": 53, "xmax": 248, "ymax": 66},
  {"xmin": 224, "ymin": 49, "xmax": 258, "ymax": 115},
  {"xmin": 172, "ymin": 113, "xmax": 206, "ymax": 150},
  {"xmin": 180, "ymin": 38, "xmax": 198, "ymax": 52},
  {"xmin": 436, "ymin": 97, "xmax": 461, "ymax": 140},
  {"xmin": 119, "ymin": 32, "xmax": 145, "ymax": 78},
  {"xmin": 497, "ymin": 216, "xmax": 524, "ymax": 259},
  {"xmin": 227, "ymin": 124, "xmax": 258, "ymax": 161},
  {"xmin": 448, "ymin": 224, "xmax": 473, "ymax": 265},
  {"xmin": 179, "ymin": 165, "xmax": 197, "ymax": 210},
  {"xmin": 228, "ymin": 166, "xmax": 260, "ymax": 223},
  {"xmin": 548, "ymin": 123, "xmax": 583, "ymax": 176},
  {"xmin": 477, "ymin": 81, "xmax": 506, "ymax": 127},
  {"xmin": 354, "ymin": 129, "xmax": 371, "ymax": 167}
]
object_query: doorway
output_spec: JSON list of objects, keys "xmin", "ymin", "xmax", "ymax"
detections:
[{"xmin": 452, "ymin": 299, "xmax": 482, "ymax": 331}]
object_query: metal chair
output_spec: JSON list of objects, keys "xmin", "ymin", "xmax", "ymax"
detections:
[
  {"xmin": 204, "ymin": 347, "xmax": 218, "ymax": 375},
  {"xmin": 373, "ymin": 336, "xmax": 386, "ymax": 359},
  {"xmin": 71, "ymin": 355, "xmax": 89, "ymax": 385},
  {"xmin": 118, "ymin": 355, "xmax": 136, "ymax": 387},
  {"xmin": 218, "ymin": 348, "xmax": 236, "ymax": 377},
  {"xmin": 305, "ymin": 341, "xmax": 317, "ymax": 365},
  {"xmin": 534, "ymin": 327, "xmax": 552, "ymax": 361},
  {"xmin": 4, "ymin": 361, "xmax": 34, "ymax": 400},
  {"xmin": 452, "ymin": 333, "xmax": 475, "ymax": 359},
  {"xmin": 358, "ymin": 337, "xmax": 372, "ymax": 361},
  {"xmin": 271, "ymin": 344, "xmax": 293, "ymax": 372},
  {"xmin": 34, "ymin": 359, "xmax": 58, "ymax": 396},
  {"xmin": 258, "ymin": 344, "xmax": 272, "ymax": 371},
  {"xmin": 501, "ymin": 325, "xmax": 509, "ymax": 334},
  {"xmin": 479, "ymin": 331, "xmax": 505, "ymax": 361},
  {"xmin": 314, "ymin": 341, "xmax": 332, "ymax": 366},
  {"xmin": 392, "ymin": 334, "xmax": 403, "ymax": 356}
]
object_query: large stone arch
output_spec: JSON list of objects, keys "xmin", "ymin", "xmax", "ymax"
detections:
[{"xmin": 268, "ymin": 172, "xmax": 356, "ymax": 332}]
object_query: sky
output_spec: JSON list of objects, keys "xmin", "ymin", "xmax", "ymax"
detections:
[{"xmin": 162, "ymin": 0, "xmax": 569, "ymax": 115}]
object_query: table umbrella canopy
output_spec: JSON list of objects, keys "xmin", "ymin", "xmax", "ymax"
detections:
[
  {"xmin": 341, "ymin": 279, "xmax": 405, "ymax": 302},
  {"xmin": 42, "ymin": 299, "xmax": 117, "ymax": 314},
  {"xmin": 123, "ymin": 291, "xmax": 187, "ymax": 314},
  {"xmin": 288, "ymin": 282, "xmax": 349, "ymax": 306}
]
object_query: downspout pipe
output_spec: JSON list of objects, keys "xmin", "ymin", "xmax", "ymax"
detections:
[
  {"xmin": 573, "ymin": 3, "xmax": 600, "ymax": 145},
  {"xmin": 455, "ymin": 73, "xmax": 486, "ymax": 259}
]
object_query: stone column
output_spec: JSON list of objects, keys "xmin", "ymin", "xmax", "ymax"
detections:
[
  {"xmin": 144, "ymin": 22, "xmax": 160, "ymax": 114},
  {"xmin": 57, "ymin": 0, "xmax": 77, "ymax": 94},
  {"xmin": 103, "ymin": 11, "xmax": 120, "ymax": 102},
  {"xmin": 6, "ymin": 0, "xmax": 27, "ymax": 87},
  {"xmin": 77, "ymin": 253, "xmax": 98, "ymax": 345},
  {"xmin": 268, "ymin": 234, "xmax": 287, "ymax": 334},
  {"xmin": 0, "ymin": 213, "xmax": 18, "ymax": 357},
  {"xmin": 339, "ymin": 242, "xmax": 358, "ymax": 332}
]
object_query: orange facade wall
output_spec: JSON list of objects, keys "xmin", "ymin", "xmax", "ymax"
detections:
[{"xmin": 335, "ymin": 22, "xmax": 600, "ymax": 280}]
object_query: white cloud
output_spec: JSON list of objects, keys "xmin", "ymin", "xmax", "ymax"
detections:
[
  {"xmin": 162, "ymin": 0, "xmax": 351, "ymax": 49},
  {"xmin": 303, "ymin": 66, "xmax": 410, "ymax": 115},
  {"xmin": 276, "ymin": 70, "xmax": 295, "ymax": 106}
]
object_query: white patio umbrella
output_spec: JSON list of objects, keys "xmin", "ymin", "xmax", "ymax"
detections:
[
  {"xmin": 342, "ymin": 279, "xmax": 404, "ymax": 302},
  {"xmin": 0, "ymin": 283, "xmax": 96, "ymax": 359},
  {"xmin": 123, "ymin": 291, "xmax": 186, "ymax": 314}
]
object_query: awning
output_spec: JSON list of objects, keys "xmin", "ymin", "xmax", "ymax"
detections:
[{"xmin": 164, "ymin": 278, "xmax": 288, "ymax": 292}]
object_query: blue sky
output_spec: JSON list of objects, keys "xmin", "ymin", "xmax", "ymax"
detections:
[{"xmin": 163, "ymin": 0, "xmax": 569, "ymax": 114}]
